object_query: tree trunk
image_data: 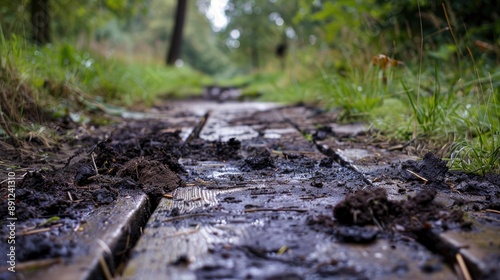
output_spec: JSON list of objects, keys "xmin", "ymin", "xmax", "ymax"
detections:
[
  {"xmin": 31, "ymin": 0, "xmax": 51, "ymax": 45},
  {"xmin": 166, "ymin": 0, "xmax": 188, "ymax": 65}
]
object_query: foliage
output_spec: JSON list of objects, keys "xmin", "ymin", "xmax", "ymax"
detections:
[
  {"xmin": 0, "ymin": 0, "xmax": 148, "ymax": 42},
  {"xmin": 0, "ymin": 36, "xmax": 211, "ymax": 144},
  {"xmin": 1, "ymin": 0, "xmax": 499, "ymax": 175},
  {"xmin": 320, "ymin": 65, "xmax": 391, "ymax": 121},
  {"xmin": 219, "ymin": 0, "xmax": 295, "ymax": 69},
  {"xmin": 290, "ymin": 0, "xmax": 500, "ymax": 174}
]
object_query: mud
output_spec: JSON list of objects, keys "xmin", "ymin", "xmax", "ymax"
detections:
[
  {"xmin": 1, "ymin": 101, "xmax": 499, "ymax": 280},
  {"xmin": 332, "ymin": 188, "xmax": 465, "ymax": 232},
  {"xmin": 183, "ymin": 137, "xmax": 242, "ymax": 161},
  {"xmin": 0, "ymin": 119, "xmax": 186, "ymax": 269},
  {"xmin": 400, "ymin": 152, "xmax": 449, "ymax": 186},
  {"xmin": 240, "ymin": 149, "xmax": 276, "ymax": 171}
]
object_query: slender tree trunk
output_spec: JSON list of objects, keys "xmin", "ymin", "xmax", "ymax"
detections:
[
  {"xmin": 166, "ymin": 0, "xmax": 188, "ymax": 65},
  {"xmin": 31, "ymin": 0, "xmax": 51, "ymax": 45}
]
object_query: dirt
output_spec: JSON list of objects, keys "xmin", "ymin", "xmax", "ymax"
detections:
[
  {"xmin": 1, "ymin": 100, "xmax": 500, "ymax": 279},
  {"xmin": 0, "ymin": 120, "xmax": 185, "ymax": 269}
]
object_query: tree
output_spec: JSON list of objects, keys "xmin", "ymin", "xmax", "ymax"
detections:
[
  {"xmin": 31, "ymin": 0, "xmax": 51, "ymax": 45},
  {"xmin": 166, "ymin": 0, "xmax": 188, "ymax": 65},
  {"xmin": 221, "ymin": 0, "xmax": 298, "ymax": 70}
]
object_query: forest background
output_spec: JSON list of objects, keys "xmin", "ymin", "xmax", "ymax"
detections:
[{"xmin": 0, "ymin": 0, "xmax": 499, "ymax": 174}]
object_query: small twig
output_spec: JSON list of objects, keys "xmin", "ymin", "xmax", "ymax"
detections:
[
  {"xmin": 186, "ymin": 111, "xmax": 210, "ymax": 142},
  {"xmin": 67, "ymin": 191, "xmax": 73, "ymax": 202},
  {"xmin": 406, "ymin": 169, "xmax": 428, "ymax": 183},
  {"xmin": 244, "ymin": 207, "xmax": 308, "ymax": 213},
  {"xmin": 99, "ymin": 256, "xmax": 113, "ymax": 280},
  {"xmin": 97, "ymin": 239, "xmax": 114, "ymax": 280},
  {"xmin": 456, "ymin": 252, "xmax": 472, "ymax": 280},
  {"xmin": 21, "ymin": 227, "xmax": 51, "ymax": 236},
  {"xmin": 369, "ymin": 207, "xmax": 384, "ymax": 230},
  {"xmin": 388, "ymin": 138, "xmax": 416, "ymax": 151},
  {"xmin": 1, "ymin": 257, "xmax": 62, "ymax": 272},
  {"xmin": 91, "ymin": 152, "xmax": 99, "ymax": 175},
  {"xmin": 485, "ymin": 209, "xmax": 500, "ymax": 215}
]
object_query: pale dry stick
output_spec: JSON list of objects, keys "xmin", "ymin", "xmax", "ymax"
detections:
[
  {"xmin": 97, "ymin": 239, "xmax": 114, "ymax": 280},
  {"xmin": 1, "ymin": 257, "xmax": 62, "ymax": 272},
  {"xmin": 91, "ymin": 152, "xmax": 99, "ymax": 175},
  {"xmin": 98, "ymin": 256, "xmax": 113, "ymax": 280},
  {"xmin": 405, "ymin": 169, "xmax": 429, "ymax": 184},
  {"xmin": 485, "ymin": 209, "xmax": 500, "ymax": 215},
  {"xmin": 21, "ymin": 224, "xmax": 62, "ymax": 236},
  {"xmin": 456, "ymin": 252, "xmax": 472, "ymax": 280}
]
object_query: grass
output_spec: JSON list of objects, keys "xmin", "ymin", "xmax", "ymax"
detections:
[
  {"xmin": 449, "ymin": 83, "xmax": 500, "ymax": 175},
  {"xmin": 312, "ymin": 46, "xmax": 500, "ymax": 175},
  {"xmin": 320, "ymin": 65, "xmax": 394, "ymax": 121},
  {"xmin": 0, "ymin": 35, "xmax": 214, "ymax": 147}
]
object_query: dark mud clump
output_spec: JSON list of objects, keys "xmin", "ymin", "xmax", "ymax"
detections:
[
  {"xmin": 333, "ymin": 188, "xmax": 464, "ymax": 233},
  {"xmin": 0, "ymin": 122, "xmax": 186, "ymax": 266},
  {"xmin": 182, "ymin": 137, "xmax": 242, "ymax": 161},
  {"xmin": 400, "ymin": 152, "xmax": 448, "ymax": 187},
  {"xmin": 215, "ymin": 138, "xmax": 241, "ymax": 160},
  {"xmin": 240, "ymin": 149, "xmax": 275, "ymax": 171},
  {"xmin": 117, "ymin": 158, "xmax": 182, "ymax": 198},
  {"xmin": 92, "ymin": 188, "xmax": 117, "ymax": 204},
  {"xmin": 333, "ymin": 188, "xmax": 393, "ymax": 226},
  {"xmin": 74, "ymin": 164, "xmax": 96, "ymax": 186}
]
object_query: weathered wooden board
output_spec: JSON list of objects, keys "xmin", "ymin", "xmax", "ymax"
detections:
[
  {"xmin": 122, "ymin": 103, "xmax": 455, "ymax": 279},
  {"xmin": 14, "ymin": 193, "xmax": 150, "ymax": 280},
  {"xmin": 290, "ymin": 109, "xmax": 500, "ymax": 279}
]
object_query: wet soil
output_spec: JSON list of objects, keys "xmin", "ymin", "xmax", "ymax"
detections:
[{"xmin": 1, "ymin": 100, "xmax": 499, "ymax": 279}]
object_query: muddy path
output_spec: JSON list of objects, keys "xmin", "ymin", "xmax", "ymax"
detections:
[{"xmin": 1, "ymin": 100, "xmax": 499, "ymax": 280}]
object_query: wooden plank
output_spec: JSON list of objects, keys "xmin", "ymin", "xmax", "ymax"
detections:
[
  {"xmin": 21, "ymin": 193, "xmax": 150, "ymax": 280},
  {"xmin": 440, "ymin": 223, "xmax": 500, "ymax": 279},
  {"xmin": 317, "ymin": 132, "xmax": 500, "ymax": 278},
  {"xmin": 122, "ymin": 109, "xmax": 455, "ymax": 279}
]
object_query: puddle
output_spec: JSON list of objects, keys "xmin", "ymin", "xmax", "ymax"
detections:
[
  {"xmin": 208, "ymin": 166, "xmax": 242, "ymax": 179},
  {"xmin": 262, "ymin": 127, "xmax": 297, "ymax": 139},
  {"xmin": 336, "ymin": 148, "xmax": 371, "ymax": 161},
  {"xmin": 201, "ymin": 125, "xmax": 259, "ymax": 141}
]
